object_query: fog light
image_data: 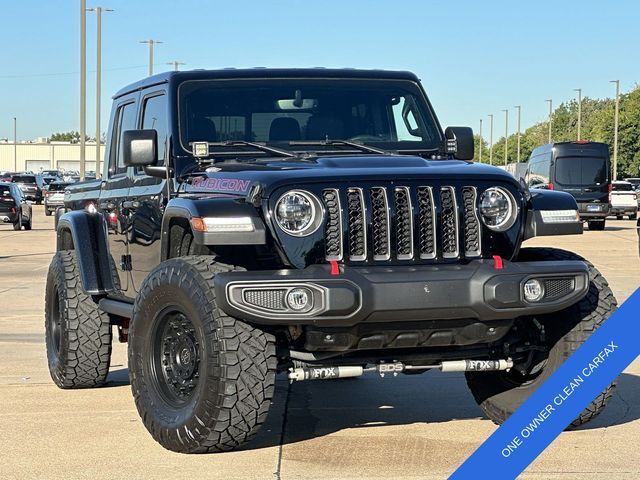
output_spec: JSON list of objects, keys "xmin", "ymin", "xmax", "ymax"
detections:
[
  {"xmin": 286, "ymin": 288, "xmax": 312, "ymax": 312},
  {"xmin": 523, "ymin": 279, "xmax": 544, "ymax": 302}
]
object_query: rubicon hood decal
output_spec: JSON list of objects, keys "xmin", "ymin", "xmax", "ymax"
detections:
[{"xmin": 189, "ymin": 176, "xmax": 252, "ymax": 195}]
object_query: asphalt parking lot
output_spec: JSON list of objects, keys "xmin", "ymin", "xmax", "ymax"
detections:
[{"xmin": 0, "ymin": 206, "xmax": 638, "ymax": 480}]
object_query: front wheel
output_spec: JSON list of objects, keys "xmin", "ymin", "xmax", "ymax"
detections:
[
  {"xmin": 128, "ymin": 256, "xmax": 277, "ymax": 453},
  {"xmin": 466, "ymin": 248, "xmax": 617, "ymax": 429}
]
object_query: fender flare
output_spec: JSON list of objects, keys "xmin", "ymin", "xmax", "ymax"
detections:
[
  {"xmin": 160, "ymin": 197, "xmax": 267, "ymax": 260},
  {"xmin": 524, "ymin": 189, "xmax": 583, "ymax": 239},
  {"xmin": 56, "ymin": 210, "xmax": 117, "ymax": 295}
]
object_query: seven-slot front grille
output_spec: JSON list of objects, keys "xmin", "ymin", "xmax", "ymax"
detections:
[{"xmin": 322, "ymin": 185, "xmax": 483, "ymax": 263}]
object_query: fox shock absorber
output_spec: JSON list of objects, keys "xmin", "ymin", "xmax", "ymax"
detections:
[{"xmin": 287, "ymin": 359, "xmax": 513, "ymax": 382}]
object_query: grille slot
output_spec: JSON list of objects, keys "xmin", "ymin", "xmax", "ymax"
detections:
[
  {"xmin": 322, "ymin": 184, "xmax": 481, "ymax": 263},
  {"xmin": 395, "ymin": 187, "xmax": 414, "ymax": 260},
  {"xmin": 347, "ymin": 188, "xmax": 367, "ymax": 261},
  {"xmin": 417, "ymin": 186, "xmax": 436, "ymax": 259},
  {"xmin": 462, "ymin": 187, "xmax": 481, "ymax": 257},
  {"xmin": 322, "ymin": 189, "xmax": 343, "ymax": 261},
  {"xmin": 370, "ymin": 187, "xmax": 390, "ymax": 260},
  {"xmin": 440, "ymin": 187, "xmax": 459, "ymax": 258}
]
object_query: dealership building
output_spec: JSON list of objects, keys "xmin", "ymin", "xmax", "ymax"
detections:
[{"xmin": 0, "ymin": 140, "xmax": 105, "ymax": 174}]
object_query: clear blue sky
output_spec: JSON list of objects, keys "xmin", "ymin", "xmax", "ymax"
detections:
[{"xmin": 1, "ymin": 0, "xmax": 638, "ymax": 141}]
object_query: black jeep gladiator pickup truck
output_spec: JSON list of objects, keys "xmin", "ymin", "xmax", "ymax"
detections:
[{"xmin": 46, "ymin": 68, "xmax": 617, "ymax": 453}]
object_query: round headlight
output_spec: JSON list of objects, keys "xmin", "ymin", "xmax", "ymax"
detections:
[
  {"xmin": 275, "ymin": 190, "xmax": 323, "ymax": 236},
  {"xmin": 479, "ymin": 187, "xmax": 517, "ymax": 231}
]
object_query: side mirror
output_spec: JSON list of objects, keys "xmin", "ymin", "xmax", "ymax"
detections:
[
  {"xmin": 123, "ymin": 130, "xmax": 158, "ymax": 167},
  {"xmin": 444, "ymin": 126, "xmax": 474, "ymax": 161}
]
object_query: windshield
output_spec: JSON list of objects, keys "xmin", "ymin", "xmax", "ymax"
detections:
[
  {"xmin": 178, "ymin": 79, "xmax": 441, "ymax": 155},
  {"xmin": 12, "ymin": 175, "xmax": 36, "ymax": 183},
  {"xmin": 612, "ymin": 183, "xmax": 633, "ymax": 191},
  {"xmin": 48, "ymin": 183, "xmax": 68, "ymax": 191},
  {"xmin": 555, "ymin": 157, "xmax": 608, "ymax": 186}
]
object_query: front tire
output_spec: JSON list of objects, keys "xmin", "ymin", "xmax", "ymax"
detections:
[
  {"xmin": 45, "ymin": 251, "xmax": 112, "ymax": 388},
  {"xmin": 128, "ymin": 256, "xmax": 277, "ymax": 453},
  {"xmin": 466, "ymin": 248, "xmax": 617, "ymax": 429}
]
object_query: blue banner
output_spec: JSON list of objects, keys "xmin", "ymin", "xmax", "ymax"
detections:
[{"xmin": 450, "ymin": 288, "xmax": 640, "ymax": 480}]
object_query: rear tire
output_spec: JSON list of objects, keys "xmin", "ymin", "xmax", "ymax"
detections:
[
  {"xmin": 466, "ymin": 248, "xmax": 617, "ymax": 429},
  {"xmin": 616, "ymin": 215, "xmax": 623, "ymax": 220},
  {"xmin": 129, "ymin": 256, "xmax": 277, "ymax": 453},
  {"xmin": 45, "ymin": 250, "xmax": 112, "ymax": 388},
  {"xmin": 587, "ymin": 219, "xmax": 605, "ymax": 230},
  {"xmin": 45, "ymin": 208, "xmax": 52, "ymax": 217},
  {"xmin": 23, "ymin": 215, "xmax": 32, "ymax": 230},
  {"xmin": 630, "ymin": 213, "xmax": 637, "ymax": 220},
  {"xmin": 13, "ymin": 213, "xmax": 21, "ymax": 231}
]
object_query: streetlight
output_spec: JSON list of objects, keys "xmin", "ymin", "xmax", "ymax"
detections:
[
  {"xmin": 140, "ymin": 39, "xmax": 163, "ymax": 76},
  {"xmin": 167, "ymin": 60, "xmax": 185, "ymax": 71},
  {"xmin": 13, "ymin": 117, "xmax": 17, "ymax": 171},
  {"xmin": 545, "ymin": 99, "xmax": 553, "ymax": 143},
  {"xmin": 488, "ymin": 114, "xmax": 494, "ymax": 165},
  {"xmin": 502, "ymin": 109, "xmax": 509, "ymax": 166},
  {"xmin": 87, "ymin": 7, "xmax": 113, "ymax": 178},
  {"xmin": 80, "ymin": 0, "xmax": 87, "ymax": 180},
  {"xmin": 514, "ymin": 105, "xmax": 521, "ymax": 163},
  {"xmin": 478, "ymin": 118, "xmax": 483, "ymax": 163},
  {"xmin": 610, "ymin": 80, "xmax": 620, "ymax": 180},
  {"xmin": 574, "ymin": 88, "xmax": 582, "ymax": 140}
]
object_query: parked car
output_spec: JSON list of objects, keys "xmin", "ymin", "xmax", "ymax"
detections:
[
  {"xmin": 42, "ymin": 170, "xmax": 63, "ymax": 178},
  {"xmin": 0, "ymin": 171, "xmax": 16, "ymax": 182},
  {"xmin": 44, "ymin": 182, "xmax": 69, "ymax": 216},
  {"xmin": 525, "ymin": 141, "xmax": 611, "ymax": 230},
  {"xmin": 47, "ymin": 68, "xmax": 616, "ymax": 454},
  {"xmin": 11, "ymin": 173, "xmax": 45, "ymax": 204},
  {"xmin": 610, "ymin": 180, "xmax": 638, "ymax": 219},
  {"xmin": 0, "ymin": 182, "xmax": 32, "ymax": 230}
]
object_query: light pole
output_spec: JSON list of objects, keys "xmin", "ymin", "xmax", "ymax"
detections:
[
  {"xmin": 140, "ymin": 39, "xmax": 163, "ymax": 76},
  {"xmin": 545, "ymin": 99, "xmax": 553, "ymax": 143},
  {"xmin": 478, "ymin": 118, "xmax": 483, "ymax": 163},
  {"xmin": 610, "ymin": 80, "xmax": 620, "ymax": 180},
  {"xmin": 88, "ymin": 7, "xmax": 113, "ymax": 178},
  {"xmin": 80, "ymin": 0, "xmax": 87, "ymax": 180},
  {"xmin": 574, "ymin": 88, "xmax": 582, "ymax": 140},
  {"xmin": 167, "ymin": 60, "xmax": 185, "ymax": 71},
  {"xmin": 13, "ymin": 117, "xmax": 17, "ymax": 171},
  {"xmin": 514, "ymin": 105, "xmax": 521, "ymax": 162},
  {"xmin": 488, "ymin": 114, "xmax": 494, "ymax": 165},
  {"xmin": 502, "ymin": 109, "xmax": 509, "ymax": 166}
]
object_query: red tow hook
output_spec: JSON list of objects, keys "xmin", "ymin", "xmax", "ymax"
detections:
[
  {"xmin": 329, "ymin": 260, "xmax": 340, "ymax": 276},
  {"xmin": 492, "ymin": 255, "xmax": 504, "ymax": 270}
]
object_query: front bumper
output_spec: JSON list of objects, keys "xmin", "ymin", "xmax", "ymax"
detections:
[
  {"xmin": 214, "ymin": 259, "xmax": 590, "ymax": 327},
  {"xmin": 0, "ymin": 212, "xmax": 18, "ymax": 223}
]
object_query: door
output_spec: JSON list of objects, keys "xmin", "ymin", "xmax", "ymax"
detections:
[
  {"xmin": 98, "ymin": 97, "xmax": 138, "ymax": 297},
  {"xmin": 127, "ymin": 91, "xmax": 169, "ymax": 291},
  {"xmin": 553, "ymin": 155, "xmax": 610, "ymax": 208}
]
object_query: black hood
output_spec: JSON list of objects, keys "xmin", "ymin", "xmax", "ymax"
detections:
[{"xmin": 181, "ymin": 155, "xmax": 520, "ymax": 198}]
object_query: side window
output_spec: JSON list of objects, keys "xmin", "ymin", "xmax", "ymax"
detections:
[
  {"xmin": 141, "ymin": 94, "xmax": 168, "ymax": 165},
  {"xmin": 527, "ymin": 158, "xmax": 550, "ymax": 188},
  {"xmin": 109, "ymin": 102, "xmax": 138, "ymax": 177}
]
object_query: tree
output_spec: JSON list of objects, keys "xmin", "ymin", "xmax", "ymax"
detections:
[{"xmin": 50, "ymin": 131, "xmax": 94, "ymax": 143}]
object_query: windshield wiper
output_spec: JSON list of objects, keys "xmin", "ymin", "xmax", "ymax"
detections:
[
  {"xmin": 206, "ymin": 140, "xmax": 296, "ymax": 158},
  {"xmin": 289, "ymin": 139, "xmax": 391, "ymax": 155}
]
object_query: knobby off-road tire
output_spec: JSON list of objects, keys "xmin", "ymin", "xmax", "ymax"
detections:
[
  {"xmin": 45, "ymin": 250, "xmax": 112, "ymax": 388},
  {"xmin": 128, "ymin": 256, "xmax": 277, "ymax": 453},
  {"xmin": 466, "ymin": 247, "xmax": 617, "ymax": 429},
  {"xmin": 12, "ymin": 213, "xmax": 21, "ymax": 231}
]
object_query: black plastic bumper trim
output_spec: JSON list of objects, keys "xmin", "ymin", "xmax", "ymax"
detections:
[{"xmin": 214, "ymin": 260, "xmax": 590, "ymax": 327}]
